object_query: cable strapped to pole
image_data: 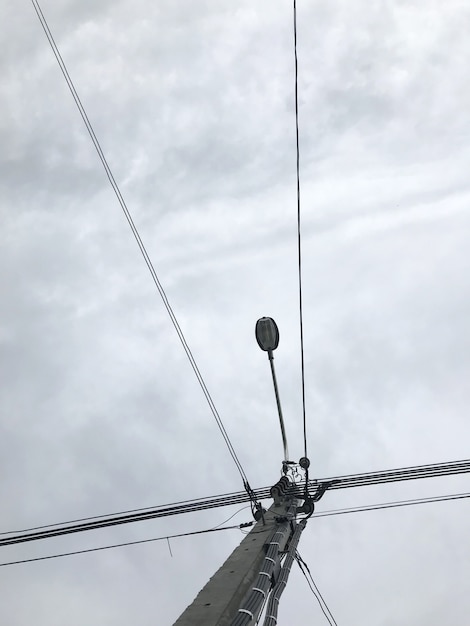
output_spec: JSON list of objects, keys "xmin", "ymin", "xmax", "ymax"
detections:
[
  {"xmin": 263, "ymin": 519, "xmax": 307, "ymax": 626},
  {"xmin": 231, "ymin": 500, "xmax": 298, "ymax": 626}
]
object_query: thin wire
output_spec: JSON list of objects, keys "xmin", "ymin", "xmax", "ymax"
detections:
[
  {"xmin": 297, "ymin": 552, "xmax": 338, "ymax": 626},
  {"xmin": 295, "ymin": 553, "xmax": 337, "ymax": 626},
  {"xmin": 210, "ymin": 505, "xmax": 251, "ymax": 530},
  {"xmin": 30, "ymin": 0, "xmax": 250, "ymax": 490},
  {"xmin": 296, "ymin": 560, "xmax": 333, "ymax": 625},
  {"xmin": 166, "ymin": 537, "xmax": 173, "ymax": 557},
  {"xmin": 293, "ymin": 0, "xmax": 308, "ymax": 461},
  {"xmin": 0, "ymin": 524, "xmax": 242, "ymax": 568}
]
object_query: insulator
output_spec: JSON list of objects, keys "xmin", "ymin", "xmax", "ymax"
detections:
[
  {"xmin": 270, "ymin": 486, "xmax": 281, "ymax": 500},
  {"xmin": 270, "ymin": 477, "xmax": 292, "ymax": 503}
]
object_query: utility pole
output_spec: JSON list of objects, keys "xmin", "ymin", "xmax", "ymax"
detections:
[
  {"xmin": 174, "ymin": 317, "xmax": 313, "ymax": 625},
  {"xmin": 173, "ymin": 478, "xmax": 307, "ymax": 626}
]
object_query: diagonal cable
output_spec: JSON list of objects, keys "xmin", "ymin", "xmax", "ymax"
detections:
[
  {"xmin": 295, "ymin": 551, "xmax": 338, "ymax": 626},
  {"xmin": 30, "ymin": 0, "xmax": 250, "ymax": 488}
]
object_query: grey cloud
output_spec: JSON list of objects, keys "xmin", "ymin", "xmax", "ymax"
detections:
[{"xmin": 2, "ymin": 1, "xmax": 470, "ymax": 625}]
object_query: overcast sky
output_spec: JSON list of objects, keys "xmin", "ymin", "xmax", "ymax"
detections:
[{"xmin": 2, "ymin": 1, "xmax": 470, "ymax": 624}]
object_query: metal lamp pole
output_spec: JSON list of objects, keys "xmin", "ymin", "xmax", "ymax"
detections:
[{"xmin": 255, "ymin": 317, "xmax": 289, "ymax": 462}]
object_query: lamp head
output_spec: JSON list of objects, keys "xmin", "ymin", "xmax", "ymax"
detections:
[{"xmin": 255, "ymin": 317, "xmax": 279, "ymax": 352}]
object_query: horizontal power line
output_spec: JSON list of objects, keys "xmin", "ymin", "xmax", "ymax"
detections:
[
  {"xmin": 2, "ymin": 490, "xmax": 468, "ymax": 567},
  {"xmin": 1, "ymin": 459, "xmax": 469, "ymax": 548},
  {"xmin": 0, "ymin": 523, "xmax": 248, "ymax": 568},
  {"xmin": 309, "ymin": 490, "xmax": 470, "ymax": 519},
  {"xmin": 322, "ymin": 458, "xmax": 470, "ymax": 490}
]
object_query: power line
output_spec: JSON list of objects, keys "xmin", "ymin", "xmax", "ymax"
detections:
[
  {"xmin": 293, "ymin": 0, "xmax": 308, "ymax": 464},
  {"xmin": 0, "ymin": 492, "xmax": 251, "ymax": 547},
  {"xmin": 0, "ymin": 489, "xmax": 248, "ymax": 536},
  {"xmin": 30, "ymin": 0, "xmax": 251, "ymax": 493},
  {"xmin": 0, "ymin": 523, "xmax": 247, "ymax": 568},
  {"xmin": 2, "ymin": 459, "xmax": 469, "ymax": 547},
  {"xmin": 310, "ymin": 491, "xmax": 470, "ymax": 520},
  {"xmin": 2, "ymin": 491, "xmax": 467, "ymax": 567},
  {"xmin": 295, "ymin": 551, "xmax": 338, "ymax": 626},
  {"xmin": 323, "ymin": 458, "xmax": 470, "ymax": 491}
]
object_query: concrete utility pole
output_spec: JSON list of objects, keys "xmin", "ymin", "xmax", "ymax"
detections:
[
  {"xmin": 174, "ymin": 318, "xmax": 310, "ymax": 625},
  {"xmin": 173, "ymin": 480, "xmax": 303, "ymax": 626}
]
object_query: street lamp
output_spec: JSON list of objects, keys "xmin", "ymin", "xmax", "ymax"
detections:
[
  {"xmin": 255, "ymin": 317, "xmax": 279, "ymax": 353},
  {"xmin": 255, "ymin": 317, "xmax": 289, "ymax": 462}
]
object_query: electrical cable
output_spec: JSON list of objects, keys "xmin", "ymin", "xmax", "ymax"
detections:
[
  {"xmin": 295, "ymin": 552, "xmax": 337, "ymax": 626},
  {"xmin": 309, "ymin": 491, "xmax": 470, "ymax": 520},
  {"xmin": 255, "ymin": 591, "xmax": 270, "ymax": 626},
  {"xmin": 232, "ymin": 500, "xmax": 298, "ymax": 626},
  {"xmin": 2, "ymin": 491, "xmax": 468, "ymax": 567},
  {"xmin": 0, "ymin": 523, "xmax": 244, "ymax": 568},
  {"xmin": 293, "ymin": 0, "xmax": 308, "ymax": 464},
  {"xmin": 322, "ymin": 458, "xmax": 470, "ymax": 491},
  {"xmin": 0, "ymin": 489, "xmax": 247, "ymax": 535},
  {"xmin": 2, "ymin": 459, "xmax": 469, "ymax": 545},
  {"xmin": 30, "ymin": 0, "xmax": 252, "ymax": 496},
  {"xmin": 0, "ymin": 494, "xmax": 253, "ymax": 547},
  {"xmin": 296, "ymin": 552, "xmax": 338, "ymax": 625},
  {"xmin": 210, "ymin": 505, "xmax": 251, "ymax": 530},
  {"xmin": 263, "ymin": 519, "xmax": 307, "ymax": 626}
]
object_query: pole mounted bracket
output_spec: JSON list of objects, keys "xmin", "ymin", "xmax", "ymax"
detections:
[
  {"xmin": 253, "ymin": 503, "xmax": 266, "ymax": 524},
  {"xmin": 311, "ymin": 480, "xmax": 339, "ymax": 502},
  {"xmin": 296, "ymin": 499, "xmax": 314, "ymax": 516},
  {"xmin": 282, "ymin": 460, "xmax": 296, "ymax": 475}
]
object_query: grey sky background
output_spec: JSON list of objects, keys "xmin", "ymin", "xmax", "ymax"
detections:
[{"xmin": 1, "ymin": 1, "xmax": 470, "ymax": 624}]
